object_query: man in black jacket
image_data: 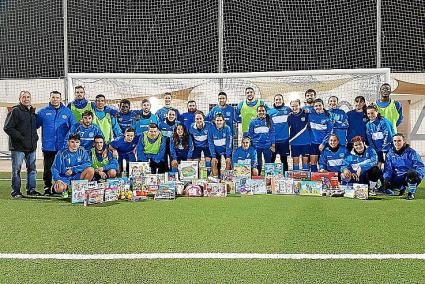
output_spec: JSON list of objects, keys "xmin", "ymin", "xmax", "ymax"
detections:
[{"xmin": 3, "ymin": 91, "xmax": 41, "ymax": 198}]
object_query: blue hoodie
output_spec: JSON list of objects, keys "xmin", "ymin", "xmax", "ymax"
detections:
[
  {"xmin": 208, "ymin": 124, "xmax": 233, "ymax": 158},
  {"xmin": 288, "ymin": 110, "xmax": 310, "ymax": 146},
  {"xmin": 308, "ymin": 111, "xmax": 332, "ymax": 146},
  {"xmin": 37, "ymin": 103, "xmax": 75, "ymax": 151},
  {"xmin": 116, "ymin": 110, "xmax": 138, "ymax": 133},
  {"xmin": 366, "ymin": 117, "xmax": 395, "ymax": 153},
  {"xmin": 131, "ymin": 112, "xmax": 159, "ymax": 136},
  {"xmin": 136, "ymin": 133, "xmax": 167, "ymax": 163},
  {"xmin": 170, "ymin": 135, "xmax": 193, "ymax": 161},
  {"xmin": 65, "ymin": 122, "xmax": 104, "ymax": 151},
  {"xmin": 206, "ymin": 105, "xmax": 235, "ymax": 134},
  {"xmin": 268, "ymin": 105, "xmax": 292, "ymax": 142},
  {"xmin": 319, "ymin": 145, "xmax": 348, "ymax": 172},
  {"xmin": 384, "ymin": 146, "xmax": 425, "ymax": 181},
  {"xmin": 347, "ymin": 110, "xmax": 368, "ymax": 142},
  {"xmin": 51, "ymin": 147, "xmax": 92, "ymax": 182},
  {"xmin": 156, "ymin": 106, "xmax": 181, "ymax": 123},
  {"xmin": 248, "ymin": 117, "xmax": 275, "ymax": 149},
  {"xmin": 341, "ymin": 146, "xmax": 378, "ymax": 174},
  {"xmin": 232, "ymin": 146, "xmax": 258, "ymax": 168},
  {"xmin": 329, "ymin": 108, "xmax": 349, "ymax": 146}
]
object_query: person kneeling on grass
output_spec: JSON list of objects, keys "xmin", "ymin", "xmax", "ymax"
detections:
[
  {"xmin": 232, "ymin": 136, "xmax": 259, "ymax": 176},
  {"xmin": 340, "ymin": 135, "xmax": 385, "ymax": 194},
  {"xmin": 382, "ymin": 133, "xmax": 425, "ymax": 200},
  {"xmin": 51, "ymin": 134, "xmax": 94, "ymax": 196},
  {"xmin": 91, "ymin": 135, "xmax": 118, "ymax": 181},
  {"xmin": 136, "ymin": 123, "xmax": 167, "ymax": 174}
]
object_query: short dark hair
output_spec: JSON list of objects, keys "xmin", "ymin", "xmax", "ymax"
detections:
[
  {"xmin": 93, "ymin": 135, "xmax": 104, "ymax": 141},
  {"xmin": 328, "ymin": 96, "xmax": 338, "ymax": 103},
  {"xmin": 164, "ymin": 92, "xmax": 172, "ymax": 98},
  {"xmin": 125, "ymin": 127, "xmax": 135, "ymax": 133},
  {"xmin": 305, "ymin": 89, "xmax": 316, "ymax": 97},
  {"xmin": 393, "ymin": 133, "xmax": 405, "ymax": 139},
  {"xmin": 95, "ymin": 94, "xmax": 105, "ymax": 100},
  {"xmin": 50, "ymin": 91, "xmax": 61, "ymax": 97},
  {"xmin": 195, "ymin": 110, "xmax": 205, "ymax": 118},
  {"xmin": 245, "ymin": 87, "xmax": 254, "ymax": 92},
  {"xmin": 218, "ymin": 91, "xmax": 227, "ymax": 98},
  {"xmin": 68, "ymin": 133, "xmax": 81, "ymax": 141},
  {"xmin": 148, "ymin": 123, "xmax": 158, "ymax": 129},
  {"xmin": 82, "ymin": 110, "xmax": 93, "ymax": 118},
  {"xmin": 120, "ymin": 99, "xmax": 130, "ymax": 106},
  {"xmin": 187, "ymin": 100, "xmax": 196, "ymax": 106},
  {"xmin": 74, "ymin": 85, "xmax": 84, "ymax": 91}
]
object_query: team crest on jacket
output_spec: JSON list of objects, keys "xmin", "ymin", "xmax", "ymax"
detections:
[
  {"xmin": 89, "ymin": 132, "xmax": 94, "ymax": 137},
  {"xmin": 301, "ymin": 117, "xmax": 305, "ymax": 122},
  {"xmin": 339, "ymin": 153, "xmax": 345, "ymax": 158},
  {"xmin": 77, "ymin": 157, "xmax": 82, "ymax": 162},
  {"xmin": 62, "ymin": 115, "xmax": 68, "ymax": 119}
]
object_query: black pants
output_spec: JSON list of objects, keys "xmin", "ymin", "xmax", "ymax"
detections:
[
  {"xmin": 43, "ymin": 151, "xmax": 57, "ymax": 189},
  {"xmin": 150, "ymin": 160, "xmax": 166, "ymax": 174}
]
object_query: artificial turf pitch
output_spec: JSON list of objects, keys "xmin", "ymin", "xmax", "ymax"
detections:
[{"xmin": 1, "ymin": 174, "xmax": 425, "ymax": 283}]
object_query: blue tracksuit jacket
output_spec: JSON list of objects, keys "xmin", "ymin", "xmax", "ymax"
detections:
[
  {"xmin": 341, "ymin": 146, "xmax": 378, "ymax": 174},
  {"xmin": 288, "ymin": 110, "xmax": 310, "ymax": 146},
  {"xmin": 232, "ymin": 146, "xmax": 258, "ymax": 168},
  {"xmin": 37, "ymin": 103, "xmax": 75, "ymax": 151},
  {"xmin": 110, "ymin": 136, "xmax": 139, "ymax": 162},
  {"xmin": 65, "ymin": 122, "xmax": 104, "ymax": 151},
  {"xmin": 248, "ymin": 117, "xmax": 275, "ymax": 149},
  {"xmin": 170, "ymin": 135, "xmax": 193, "ymax": 161},
  {"xmin": 158, "ymin": 120, "xmax": 180, "ymax": 138},
  {"xmin": 347, "ymin": 110, "xmax": 368, "ymax": 143},
  {"xmin": 180, "ymin": 111, "xmax": 196, "ymax": 131},
  {"xmin": 131, "ymin": 112, "xmax": 159, "ymax": 136},
  {"xmin": 319, "ymin": 145, "xmax": 348, "ymax": 172},
  {"xmin": 308, "ymin": 111, "xmax": 333, "ymax": 145},
  {"xmin": 383, "ymin": 146, "xmax": 425, "ymax": 181},
  {"xmin": 206, "ymin": 105, "xmax": 235, "ymax": 134},
  {"xmin": 268, "ymin": 105, "xmax": 292, "ymax": 142},
  {"xmin": 156, "ymin": 106, "xmax": 181, "ymax": 123},
  {"xmin": 115, "ymin": 110, "xmax": 138, "ymax": 133},
  {"xmin": 366, "ymin": 117, "xmax": 395, "ymax": 153},
  {"xmin": 51, "ymin": 147, "xmax": 91, "ymax": 182},
  {"xmin": 207, "ymin": 124, "xmax": 232, "ymax": 158},
  {"xmin": 329, "ymin": 108, "xmax": 349, "ymax": 145}
]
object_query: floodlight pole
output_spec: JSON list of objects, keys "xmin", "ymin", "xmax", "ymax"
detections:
[
  {"xmin": 376, "ymin": 0, "xmax": 382, "ymax": 69},
  {"xmin": 63, "ymin": 0, "xmax": 69, "ymax": 103},
  {"xmin": 218, "ymin": 0, "xmax": 224, "ymax": 91}
]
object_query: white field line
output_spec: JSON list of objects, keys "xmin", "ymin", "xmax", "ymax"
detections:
[{"xmin": 1, "ymin": 253, "xmax": 425, "ymax": 260}]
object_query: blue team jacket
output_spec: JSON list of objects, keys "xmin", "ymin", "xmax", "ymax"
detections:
[
  {"xmin": 37, "ymin": 103, "xmax": 75, "ymax": 151},
  {"xmin": 170, "ymin": 135, "xmax": 193, "ymax": 161},
  {"xmin": 158, "ymin": 120, "xmax": 180, "ymax": 138},
  {"xmin": 341, "ymin": 146, "xmax": 378, "ymax": 174},
  {"xmin": 308, "ymin": 111, "xmax": 332, "ymax": 145},
  {"xmin": 65, "ymin": 122, "xmax": 104, "ymax": 151},
  {"xmin": 116, "ymin": 110, "xmax": 138, "ymax": 133},
  {"xmin": 347, "ymin": 110, "xmax": 368, "ymax": 143},
  {"xmin": 206, "ymin": 105, "xmax": 235, "ymax": 134},
  {"xmin": 383, "ymin": 146, "xmax": 425, "ymax": 181},
  {"xmin": 318, "ymin": 145, "xmax": 348, "ymax": 172},
  {"xmin": 189, "ymin": 121, "xmax": 212, "ymax": 149},
  {"xmin": 232, "ymin": 146, "xmax": 258, "ymax": 168},
  {"xmin": 109, "ymin": 136, "xmax": 139, "ymax": 161},
  {"xmin": 131, "ymin": 113, "xmax": 159, "ymax": 136},
  {"xmin": 288, "ymin": 110, "xmax": 310, "ymax": 146},
  {"xmin": 329, "ymin": 108, "xmax": 349, "ymax": 145},
  {"xmin": 248, "ymin": 117, "xmax": 275, "ymax": 149},
  {"xmin": 207, "ymin": 124, "xmax": 232, "ymax": 158},
  {"xmin": 51, "ymin": 147, "xmax": 92, "ymax": 180},
  {"xmin": 90, "ymin": 147, "xmax": 119, "ymax": 171},
  {"xmin": 268, "ymin": 105, "xmax": 292, "ymax": 142},
  {"xmin": 366, "ymin": 117, "xmax": 395, "ymax": 153},
  {"xmin": 180, "ymin": 112, "xmax": 196, "ymax": 131}
]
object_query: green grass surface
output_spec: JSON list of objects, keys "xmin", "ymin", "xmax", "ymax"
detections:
[
  {"xmin": 1, "ymin": 176, "xmax": 425, "ymax": 283},
  {"xmin": 1, "ymin": 259, "xmax": 425, "ymax": 283}
]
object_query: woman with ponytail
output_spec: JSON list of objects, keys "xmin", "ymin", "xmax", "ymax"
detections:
[{"xmin": 248, "ymin": 105, "xmax": 276, "ymax": 175}]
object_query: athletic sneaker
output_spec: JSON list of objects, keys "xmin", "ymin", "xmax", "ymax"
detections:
[
  {"xmin": 407, "ymin": 192, "xmax": 415, "ymax": 200},
  {"xmin": 398, "ymin": 189, "xmax": 405, "ymax": 196},
  {"xmin": 44, "ymin": 187, "xmax": 52, "ymax": 196},
  {"xmin": 62, "ymin": 190, "xmax": 69, "ymax": 199},
  {"xmin": 12, "ymin": 194, "xmax": 23, "ymax": 199}
]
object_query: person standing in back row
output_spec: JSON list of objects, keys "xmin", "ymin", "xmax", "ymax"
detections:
[
  {"xmin": 4, "ymin": 91, "xmax": 41, "ymax": 198},
  {"xmin": 374, "ymin": 83, "xmax": 403, "ymax": 133}
]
